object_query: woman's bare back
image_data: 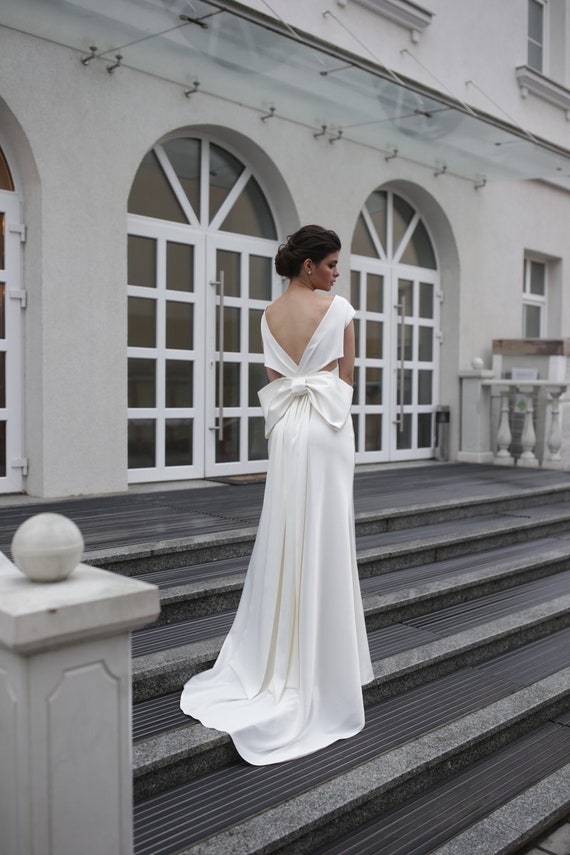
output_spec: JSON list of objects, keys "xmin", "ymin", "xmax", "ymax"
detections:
[{"xmin": 265, "ymin": 291, "xmax": 335, "ymax": 366}]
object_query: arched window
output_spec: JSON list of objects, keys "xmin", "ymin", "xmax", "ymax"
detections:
[
  {"xmin": 350, "ymin": 190, "xmax": 440, "ymax": 462},
  {"xmin": 0, "ymin": 147, "xmax": 14, "ymax": 192},
  {"xmin": 127, "ymin": 137, "xmax": 280, "ymax": 482}
]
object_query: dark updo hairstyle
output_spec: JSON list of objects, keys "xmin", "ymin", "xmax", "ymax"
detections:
[{"xmin": 274, "ymin": 225, "xmax": 341, "ymax": 279}]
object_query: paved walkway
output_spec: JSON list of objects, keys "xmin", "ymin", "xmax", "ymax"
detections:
[
  {"xmin": 1, "ymin": 461, "xmax": 570, "ymax": 557},
  {"xmin": 523, "ymin": 819, "xmax": 570, "ymax": 855}
]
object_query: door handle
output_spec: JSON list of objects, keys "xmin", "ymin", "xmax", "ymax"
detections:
[
  {"xmin": 395, "ymin": 296, "xmax": 406, "ymax": 433},
  {"xmin": 210, "ymin": 271, "xmax": 225, "ymax": 440}
]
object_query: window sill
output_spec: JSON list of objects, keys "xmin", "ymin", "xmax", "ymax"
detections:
[
  {"xmin": 516, "ymin": 66, "xmax": 570, "ymax": 119},
  {"xmin": 351, "ymin": 0, "xmax": 433, "ymax": 43}
]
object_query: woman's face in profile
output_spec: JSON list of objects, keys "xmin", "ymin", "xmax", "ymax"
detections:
[{"xmin": 311, "ymin": 252, "xmax": 340, "ymax": 291}]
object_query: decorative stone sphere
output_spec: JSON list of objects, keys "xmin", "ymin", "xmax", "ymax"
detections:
[
  {"xmin": 471, "ymin": 357, "xmax": 484, "ymax": 370},
  {"xmin": 11, "ymin": 513, "xmax": 84, "ymax": 583}
]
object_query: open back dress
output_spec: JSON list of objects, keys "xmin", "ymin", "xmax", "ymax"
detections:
[{"xmin": 180, "ymin": 294, "xmax": 373, "ymax": 765}]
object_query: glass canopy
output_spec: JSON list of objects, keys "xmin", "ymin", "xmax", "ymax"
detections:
[{"xmin": 2, "ymin": 0, "xmax": 570, "ymax": 182}]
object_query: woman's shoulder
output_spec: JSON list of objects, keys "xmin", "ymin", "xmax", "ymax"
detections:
[
  {"xmin": 331, "ymin": 294, "xmax": 355, "ymax": 326},
  {"xmin": 332, "ymin": 294, "xmax": 350, "ymax": 308}
]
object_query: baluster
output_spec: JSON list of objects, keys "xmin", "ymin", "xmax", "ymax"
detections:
[
  {"xmin": 543, "ymin": 387, "xmax": 563, "ymax": 468},
  {"xmin": 518, "ymin": 387, "xmax": 538, "ymax": 467},
  {"xmin": 494, "ymin": 388, "xmax": 514, "ymax": 465}
]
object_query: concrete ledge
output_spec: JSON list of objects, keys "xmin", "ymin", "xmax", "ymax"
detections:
[{"xmin": 0, "ymin": 558, "xmax": 159, "ymax": 653}]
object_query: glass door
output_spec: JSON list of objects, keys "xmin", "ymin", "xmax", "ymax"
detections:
[
  {"xmin": 205, "ymin": 234, "xmax": 280, "ymax": 477},
  {"xmin": 0, "ymin": 191, "xmax": 24, "ymax": 492},
  {"xmin": 350, "ymin": 189, "xmax": 440, "ymax": 463},
  {"xmin": 127, "ymin": 218, "xmax": 205, "ymax": 481},
  {"xmin": 127, "ymin": 135, "xmax": 281, "ymax": 483},
  {"xmin": 391, "ymin": 268, "xmax": 440, "ymax": 459},
  {"xmin": 350, "ymin": 261, "xmax": 390, "ymax": 462}
]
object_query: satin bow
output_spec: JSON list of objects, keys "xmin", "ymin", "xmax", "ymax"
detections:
[{"xmin": 258, "ymin": 371, "xmax": 353, "ymax": 438}]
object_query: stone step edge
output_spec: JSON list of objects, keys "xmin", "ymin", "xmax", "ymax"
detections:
[
  {"xmin": 354, "ymin": 482, "xmax": 570, "ymax": 533},
  {"xmin": 429, "ymin": 762, "xmax": 570, "ymax": 855},
  {"xmin": 357, "ymin": 506, "xmax": 570, "ymax": 574},
  {"xmin": 154, "ymin": 546, "xmax": 570, "ymax": 626},
  {"xmin": 166, "ymin": 668, "xmax": 570, "ymax": 855},
  {"xmin": 113, "ymin": 502, "xmax": 570, "ymax": 587},
  {"xmin": 132, "ymin": 595, "xmax": 570, "ymax": 785},
  {"xmin": 368, "ymin": 593, "xmax": 570, "ymax": 700},
  {"xmin": 84, "ymin": 483, "xmax": 570, "ymax": 570},
  {"xmin": 132, "ymin": 573, "xmax": 570, "ymax": 700}
]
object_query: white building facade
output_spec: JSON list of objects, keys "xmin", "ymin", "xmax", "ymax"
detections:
[{"xmin": 0, "ymin": 0, "xmax": 569, "ymax": 497}]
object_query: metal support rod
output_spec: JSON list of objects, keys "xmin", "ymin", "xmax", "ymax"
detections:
[
  {"xmin": 106, "ymin": 55, "xmax": 123, "ymax": 73},
  {"xmin": 184, "ymin": 81, "xmax": 200, "ymax": 98},
  {"xmin": 80, "ymin": 46, "xmax": 98, "ymax": 65}
]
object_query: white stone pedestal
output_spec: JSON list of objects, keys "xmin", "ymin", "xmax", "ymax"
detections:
[
  {"xmin": 457, "ymin": 367, "xmax": 495, "ymax": 464},
  {"xmin": 0, "ymin": 516, "xmax": 160, "ymax": 855}
]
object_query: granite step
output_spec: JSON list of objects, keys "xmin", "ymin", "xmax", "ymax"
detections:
[
  {"xmin": 132, "ymin": 665, "xmax": 570, "ymax": 854},
  {"xmin": 123, "ymin": 470, "xmax": 570, "ymax": 853},
  {"xmin": 117, "ymin": 502, "xmax": 570, "ymax": 632},
  {"xmin": 131, "ymin": 594, "xmax": 570, "ymax": 800},
  {"xmin": 310, "ymin": 728, "xmax": 570, "ymax": 855},
  {"xmin": 147, "ymin": 533, "xmax": 570, "ymax": 627},
  {"xmin": 85, "ymin": 485, "xmax": 570, "ymax": 578},
  {"xmin": 131, "ymin": 558, "xmax": 570, "ymax": 704}
]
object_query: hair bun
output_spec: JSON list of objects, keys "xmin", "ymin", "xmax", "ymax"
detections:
[{"xmin": 274, "ymin": 225, "xmax": 341, "ymax": 279}]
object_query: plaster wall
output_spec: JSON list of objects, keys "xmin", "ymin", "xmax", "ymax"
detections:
[{"xmin": 0, "ymin": 11, "xmax": 568, "ymax": 493}]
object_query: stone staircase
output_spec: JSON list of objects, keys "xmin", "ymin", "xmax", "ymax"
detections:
[{"xmin": 86, "ymin": 469, "xmax": 570, "ymax": 855}]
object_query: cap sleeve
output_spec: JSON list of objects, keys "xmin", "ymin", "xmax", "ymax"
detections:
[{"xmin": 338, "ymin": 295, "xmax": 355, "ymax": 327}]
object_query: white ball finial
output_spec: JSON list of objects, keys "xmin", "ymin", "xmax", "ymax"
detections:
[
  {"xmin": 471, "ymin": 357, "xmax": 484, "ymax": 370},
  {"xmin": 11, "ymin": 513, "xmax": 85, "ymax": 583}
]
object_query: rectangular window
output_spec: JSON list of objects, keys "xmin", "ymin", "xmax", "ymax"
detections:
[
  {"xmin": 522, "ymin": 257, "xmax": 547, "ymax": 338},
  {"xmin": 528, "ymin": 0, "xmax": 546, "ymax": 72}
]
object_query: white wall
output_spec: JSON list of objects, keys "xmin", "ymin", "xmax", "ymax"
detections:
[{"xmin": 0, "ymin": 0, "xmax": 568, "ymax": 494}]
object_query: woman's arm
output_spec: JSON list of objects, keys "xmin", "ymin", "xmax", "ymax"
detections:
[
  {"xmin": 338, "ymin": 320, "xmax": 355, "ymax": 387},
  {"xmin": 266, "ymin": 367, "xmax": 283, "ymax": 382}
]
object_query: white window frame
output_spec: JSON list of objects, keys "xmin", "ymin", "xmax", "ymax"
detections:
[
  {"xmin": 522, "ymin": 256, "xmax": 547, "ymax": 339},
  {"xmin": 527, "ymin": 0, "xmax": 549, "ymax": 74}
]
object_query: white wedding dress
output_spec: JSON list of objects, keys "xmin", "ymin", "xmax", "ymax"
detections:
[{"xmin": 180, "ymin": 294, "xmax": 373, "ymax": 765}]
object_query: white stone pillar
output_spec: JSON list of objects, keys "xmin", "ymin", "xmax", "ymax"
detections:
[
  {"xmin": 493, "ymin": 385, "xmax": 515, "ymax": 466},
  {"xmin": 0, "ymin": 513, "xmax": 160, "ymax": 855},
  {"xmin": 543, "ymin": 385, "xmax": 566, "ymax": 469},
  {"xmin": 517, "ymin": 385, "xmax": 539, "ymax": 468},
  {"xmin": 457, "ymin": 361, "xmax": 495, "ymax": 464}
]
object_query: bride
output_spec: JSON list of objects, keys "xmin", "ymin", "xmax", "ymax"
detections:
[{"xmin": 180, "ymin": 225, "xmax": 373, "ymax": 765}]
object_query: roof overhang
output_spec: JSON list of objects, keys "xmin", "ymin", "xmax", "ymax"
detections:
[{"xmin": 2, "ymin": 0, "xmax": 570, "ymax": 184}]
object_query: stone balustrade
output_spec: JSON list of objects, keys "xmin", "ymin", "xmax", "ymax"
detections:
[
  {"xmin": 0, "ymin": 513, "xmax": 160, "ymax": 855},
  {"xmin": 458, "ymin": 368, "xmax": 569, "ymax": 469},
  {"xmin": 484, "ymin": 380, "xmax": 568, "ymax": 468}
]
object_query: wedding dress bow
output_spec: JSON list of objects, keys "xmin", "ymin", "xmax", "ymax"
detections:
[{"xmin": 258, "ymin": 371, "xmax": 353, "ymax": 438}]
